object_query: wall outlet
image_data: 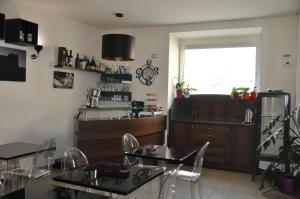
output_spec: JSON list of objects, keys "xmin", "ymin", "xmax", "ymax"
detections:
[{"xmin": 282, "ymin": 53, "xmax": 292, "ymax": 67}]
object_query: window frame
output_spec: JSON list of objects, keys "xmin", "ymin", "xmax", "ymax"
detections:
[{"xmin": 179, "ymin": 36, "xmax": 261, "ymax": 93}]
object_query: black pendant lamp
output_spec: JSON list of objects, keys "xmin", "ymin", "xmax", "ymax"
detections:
[{"xmin": 102, "ymin": 13, "xmax": 135, "ymax": 61}]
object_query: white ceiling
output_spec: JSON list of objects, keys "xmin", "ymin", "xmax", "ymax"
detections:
[{"xmin": 17, "ymin": 0, "xmax": 300, "ymax": 30}]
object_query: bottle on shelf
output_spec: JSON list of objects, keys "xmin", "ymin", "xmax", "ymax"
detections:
[
  {"xmin": 58, "ymin": 47, "xmax": 67, "ymax": 67},
  {"xmin": 90, "ymin": 56, "xmax": 97, "ymax": 70},
  {"xmin": 19, "ymin": 23, "xmax": 24, "ymax": 42},
  {"xmin": 75, "ymin": 53, "xmax": 80, "ymax": 68},
  {"xmin": 68, "ymin": 50, "xmax": 73, "ymax": 67},
  {"xmin": 27, "ymin": 25, "xmax": 33, "ymax": 43}
]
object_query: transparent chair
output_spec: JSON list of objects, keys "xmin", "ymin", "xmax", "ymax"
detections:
[
  {"xmin": 62, "ymin": 147, "xmax": 89, "ymax": 171},
  {"xmin": 122, "ymin": 133, "xmax": 143, "ymax": 166},
  {"xmin": 176, "ymin": 142, "xmax": 210, "ymax": 199},
  {"xmin": 158, "ymin": 164, "xmax": 182, "ymax": 199},
  {"xmin": 42, "ymin": 138, "xmax": 56, "ymax": 171},
  {"xmin": 8, "ymin": 139, "xmax": 56, "ymax": 179}
]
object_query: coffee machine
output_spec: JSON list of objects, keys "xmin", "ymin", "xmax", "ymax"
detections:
[
  {"xmin": 131, "ymin": 101, "xmax": 144, "ymax": 117},
  {"xmin": 86, "ymin": 88, "xmax": 101, "ymax": 108}
]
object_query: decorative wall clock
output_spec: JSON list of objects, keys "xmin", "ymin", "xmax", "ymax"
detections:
[{"xmin": 136, "ymin": 59, "xmax": 159, "ymax": 86}]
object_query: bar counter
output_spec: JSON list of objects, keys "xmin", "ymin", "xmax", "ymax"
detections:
[{"xmin": 75, "ymin": 116, "xmax": 167, "ymax": 163}]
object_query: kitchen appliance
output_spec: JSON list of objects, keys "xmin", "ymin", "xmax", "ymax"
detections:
[
  {"xmin": 244, "ymin": 108, "xmax": 253, "ymax": 124},
  {"xmin": 131, "ymin": 101, "xmax": 144, "ymax": 117},
  {"xmin": 86, "ymin": 88, "xmax": 101, "ymax": 108}
]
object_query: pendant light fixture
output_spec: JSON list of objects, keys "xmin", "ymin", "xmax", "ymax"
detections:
[{"xmin": 102, "ymin": 13, "xmax": 135, "ymax": 61}]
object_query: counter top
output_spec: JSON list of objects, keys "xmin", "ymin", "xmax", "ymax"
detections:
[{"xmin": 170, "ymin": 119, "xmax": 254, "ymax": 127}]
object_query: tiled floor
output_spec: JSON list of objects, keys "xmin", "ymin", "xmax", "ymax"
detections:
[{"xmin": 120, "ymin": 167, "xmax": 298, "ymax": 199}]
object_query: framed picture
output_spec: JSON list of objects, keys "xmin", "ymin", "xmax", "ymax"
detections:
[
  {"xmin": 0, "ymin": 46, "xmax": 26, "ymax": 82},
  {"xmin": 53, "ymin": 71, "xmax": 74, "ymax": 89}
]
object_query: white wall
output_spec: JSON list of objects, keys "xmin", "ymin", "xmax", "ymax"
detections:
[
  {"xmin": 100, "ymin": 15, "xmax": 299, "ymax": 111},
  {"xmin": 296, "ymin": 14, "xmax": 300, "ymax": 105},
  {"xmin": 0, "ymin": 0, "xmax": 100, "ymax": 156},
  {"xmin": 101, "ymin": 27, "xmax": 170, "ymax": 111}
]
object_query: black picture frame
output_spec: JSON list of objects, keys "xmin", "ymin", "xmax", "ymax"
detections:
[
  {"xmin": 53, "ymin": 71, "xmax": 74, "ymax": 89},
  {"xmin": 0, "ymin": 46, "xmax": 26, "ymax": 82}
]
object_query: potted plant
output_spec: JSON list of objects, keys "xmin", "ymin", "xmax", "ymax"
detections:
[
  {"xmin": 257, "ymin": 105, "xmax": 300, "ymax": 195},
  {"xmin": 183, "ymin": 84, "xmax": 197, "ymax": 98},
  {"xmin": 175, "ymin": 81, "xmax": 185, "ymax": 98}
]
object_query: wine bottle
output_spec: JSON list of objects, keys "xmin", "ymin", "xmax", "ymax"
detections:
[
  {"xmin": 75, "ymin": 53, "xmax": 80, "ymax": 68},
  {"xmin": 90, "ymin": 56, "xmax": 96, "ymax": 70},
  {"xmin": 27, "ymin": 26, "xmax": 33, "ymax": 43},
  {"xmin": 68, "ymin": 50, "xmax": 73, "ymax": 67},
  {"xmin": 19, "ymin": 23, "xmax": 24, "ymax": 41}
]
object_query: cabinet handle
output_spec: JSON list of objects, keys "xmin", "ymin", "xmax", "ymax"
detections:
[{"xmin": 208, "ymin": 127, "xmax": 213, "ymax": 131}]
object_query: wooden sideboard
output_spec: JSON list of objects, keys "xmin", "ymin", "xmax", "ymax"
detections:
[
  {"xmin": 169, "ymin": 95, "xmax": 256, "ymax": 172},
  {"xmin": 75, "ymin": 116, "xmax": 167, "ymax": 163}
]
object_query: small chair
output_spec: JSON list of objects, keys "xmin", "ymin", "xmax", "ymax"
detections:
[
  {"xmin": 122, "ymin": 133, "xmax": 143, "ymax": 166},
  {"xmin": 176, "ymin": 142, "xmax": 210, "ymax": 199},
  {"xmin": 158, "ymin": 164, "xmax": 182, "ymax": 199},
  {"xmin": 43, "ymin": 138, "xmax": 56, "ymax": 171},
  {"xmin": 8, "ymin": 139, "xmax": 56, "ymax": 179},
  {"xmin": 62, "ymin": 147, "xmax": 89, "ymax": 171}
]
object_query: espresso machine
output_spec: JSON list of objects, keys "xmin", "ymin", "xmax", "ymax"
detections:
[
  {"xmin": 86, "ymin": 88, "xmax": 101, "ymax": 108},
  {"xmin": 131, "ymin": 101, "xmax": 144, "ymax": 117}
]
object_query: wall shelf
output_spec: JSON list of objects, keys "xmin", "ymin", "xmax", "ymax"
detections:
[
  {"xmin": 0, "ymin": 13, "xmax": 4, "ymax": 40},
  {"xmin": 101, "ymin": 73, "xmax": 132, "ymax": 82},
  {"xmin": 5, "ymin": 18, "xmax": 38, "ymax": 46},
  {"xmin": 54, "ymin": 65, "xmax": 103, "ymax": 74}
]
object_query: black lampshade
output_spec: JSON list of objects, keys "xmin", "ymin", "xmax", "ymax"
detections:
[{"xmin": 102, "ymin": 34, "xmax": 135, "ymax": 61}]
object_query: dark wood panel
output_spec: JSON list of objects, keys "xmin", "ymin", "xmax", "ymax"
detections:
[
  {"xmin": 169, "ymin": 95, "xmax": 256, "ymax": 173},
  {"xmin": 76, "ymin": 116, "xmax": 167, "ymax": 163},
  {"xmin": 169, "ymin": 122, "xmax": 194, "ymax": 148},
  {"xmin": 230, "ymin": 126, "xmax": 255, "ymax": 172}
]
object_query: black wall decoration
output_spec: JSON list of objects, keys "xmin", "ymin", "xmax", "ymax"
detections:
[
  {"xmin": 0, "ymin": 13, "xmax": 4, "ymax": 40},
  {"xmin": 0, "ymin": 46, "xmax": 26, "ymax": 82},
  {"xmin": 136, "ymin": 59, "xmax": 158, "ymax": 86}
]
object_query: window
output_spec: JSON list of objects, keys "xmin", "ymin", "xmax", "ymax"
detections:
[{"xmin": 183, "ymin": 46, "xmax": 256, "ymax": 94}]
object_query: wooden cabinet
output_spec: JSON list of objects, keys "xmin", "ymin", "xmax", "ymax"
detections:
[
  {"xmin": 5, "ymin": 18, "xmax": 38, "ymax": 46},
  {"xmin": 169, "ymin": 121, "xmax": 255, "ymax": 172},
  {"xmin": 169, "ymin": 122, "xmax": 194, "ymax": 148},
  {"xmin": 230, "ymin": 126, "xmax": 255, "ymax": 172},
  {"xmin": 194, "ymin": 124, "xmax": 230, "ymax": 164},
  {"xmin": 169, "ymin": 95, "xmax": 256, "ymax": 172}
]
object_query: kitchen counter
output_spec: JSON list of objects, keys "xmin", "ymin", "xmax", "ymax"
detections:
[
  {"xmin": 170, "ymin": 119, "xmax": 254, "ymax": 127},
  {"xmin": 75, "ymin": 115, "xmax": 167, "ymax": 163}
]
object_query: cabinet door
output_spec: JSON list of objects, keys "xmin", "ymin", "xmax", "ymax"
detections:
[
  {"xmin": 169, "ymin": 122, "xmax": 194, "ymax": 148},
  {"xmin": 230, "ymin": 126, "xmax": 255, "ymax": 172},
  {"xmin": 194, "ymin": 124, "xmax": 229, "ymax": 164}
]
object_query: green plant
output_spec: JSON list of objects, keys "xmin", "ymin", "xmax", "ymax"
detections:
[
  {"xmin": 183, "ymin": 84, "xmax": 197, "ymax": 94},
  {"xmin": 176, "ymin": 81, "xmax": 185, "ymax": 91},
  {"xmin": 257, "ymin": 106, "xmax": 300, "ymax": 192}
]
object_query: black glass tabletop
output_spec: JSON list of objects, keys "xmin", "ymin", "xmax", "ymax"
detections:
[
  {"xmin": 52, "ymin": 162, "xmax": 163, "ymax": 195},
  {"xmin": 125, "ymin": 145, "xmax": 198, "ymax": 164},
  {"xmin": 0, "ymin": 142, "xmax": 56, "ymax": 160}
]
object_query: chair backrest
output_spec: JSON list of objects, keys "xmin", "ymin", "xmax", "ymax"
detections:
[
  {"xmin": 32, "ymin": 138, "xmax": 56, "ymax": 171},
  {"xmin": 296, "ymin": 103, "xmax": 300, "ymax": 127},
  {"xmin": 62, "ymin": 147, "xmax": 89, "ymax": 171},
  {"xmin": 122, "ymin": 133, "xmax": 143, "ymax": 165},
  {"xmin": 192, "ymin": 142, "xmax": 210, "ymax": 175},
  {"xmin": 122, "ymin": 133, "xmax": 140, "ymax": 152},
  {"xmin": 158, "ymin": 164, "xmax": 182, "ymax": 199}
]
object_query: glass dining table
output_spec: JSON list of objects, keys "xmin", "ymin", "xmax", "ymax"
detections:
[
  {"xmin": 52, "ymin": 161, "xmax": 164, "ymax": 198},
  {"xmin": 124, "ymin": 145, "xmax": 198, "ymax": 167},
  {"xmin": 0, "ymin": 142, "xmax": 56, "ymax": 177}
]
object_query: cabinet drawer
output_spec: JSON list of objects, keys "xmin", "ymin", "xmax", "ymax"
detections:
[{"xmin": 194, "ymin": 125, "xmax": 227, "ymax": 147}]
